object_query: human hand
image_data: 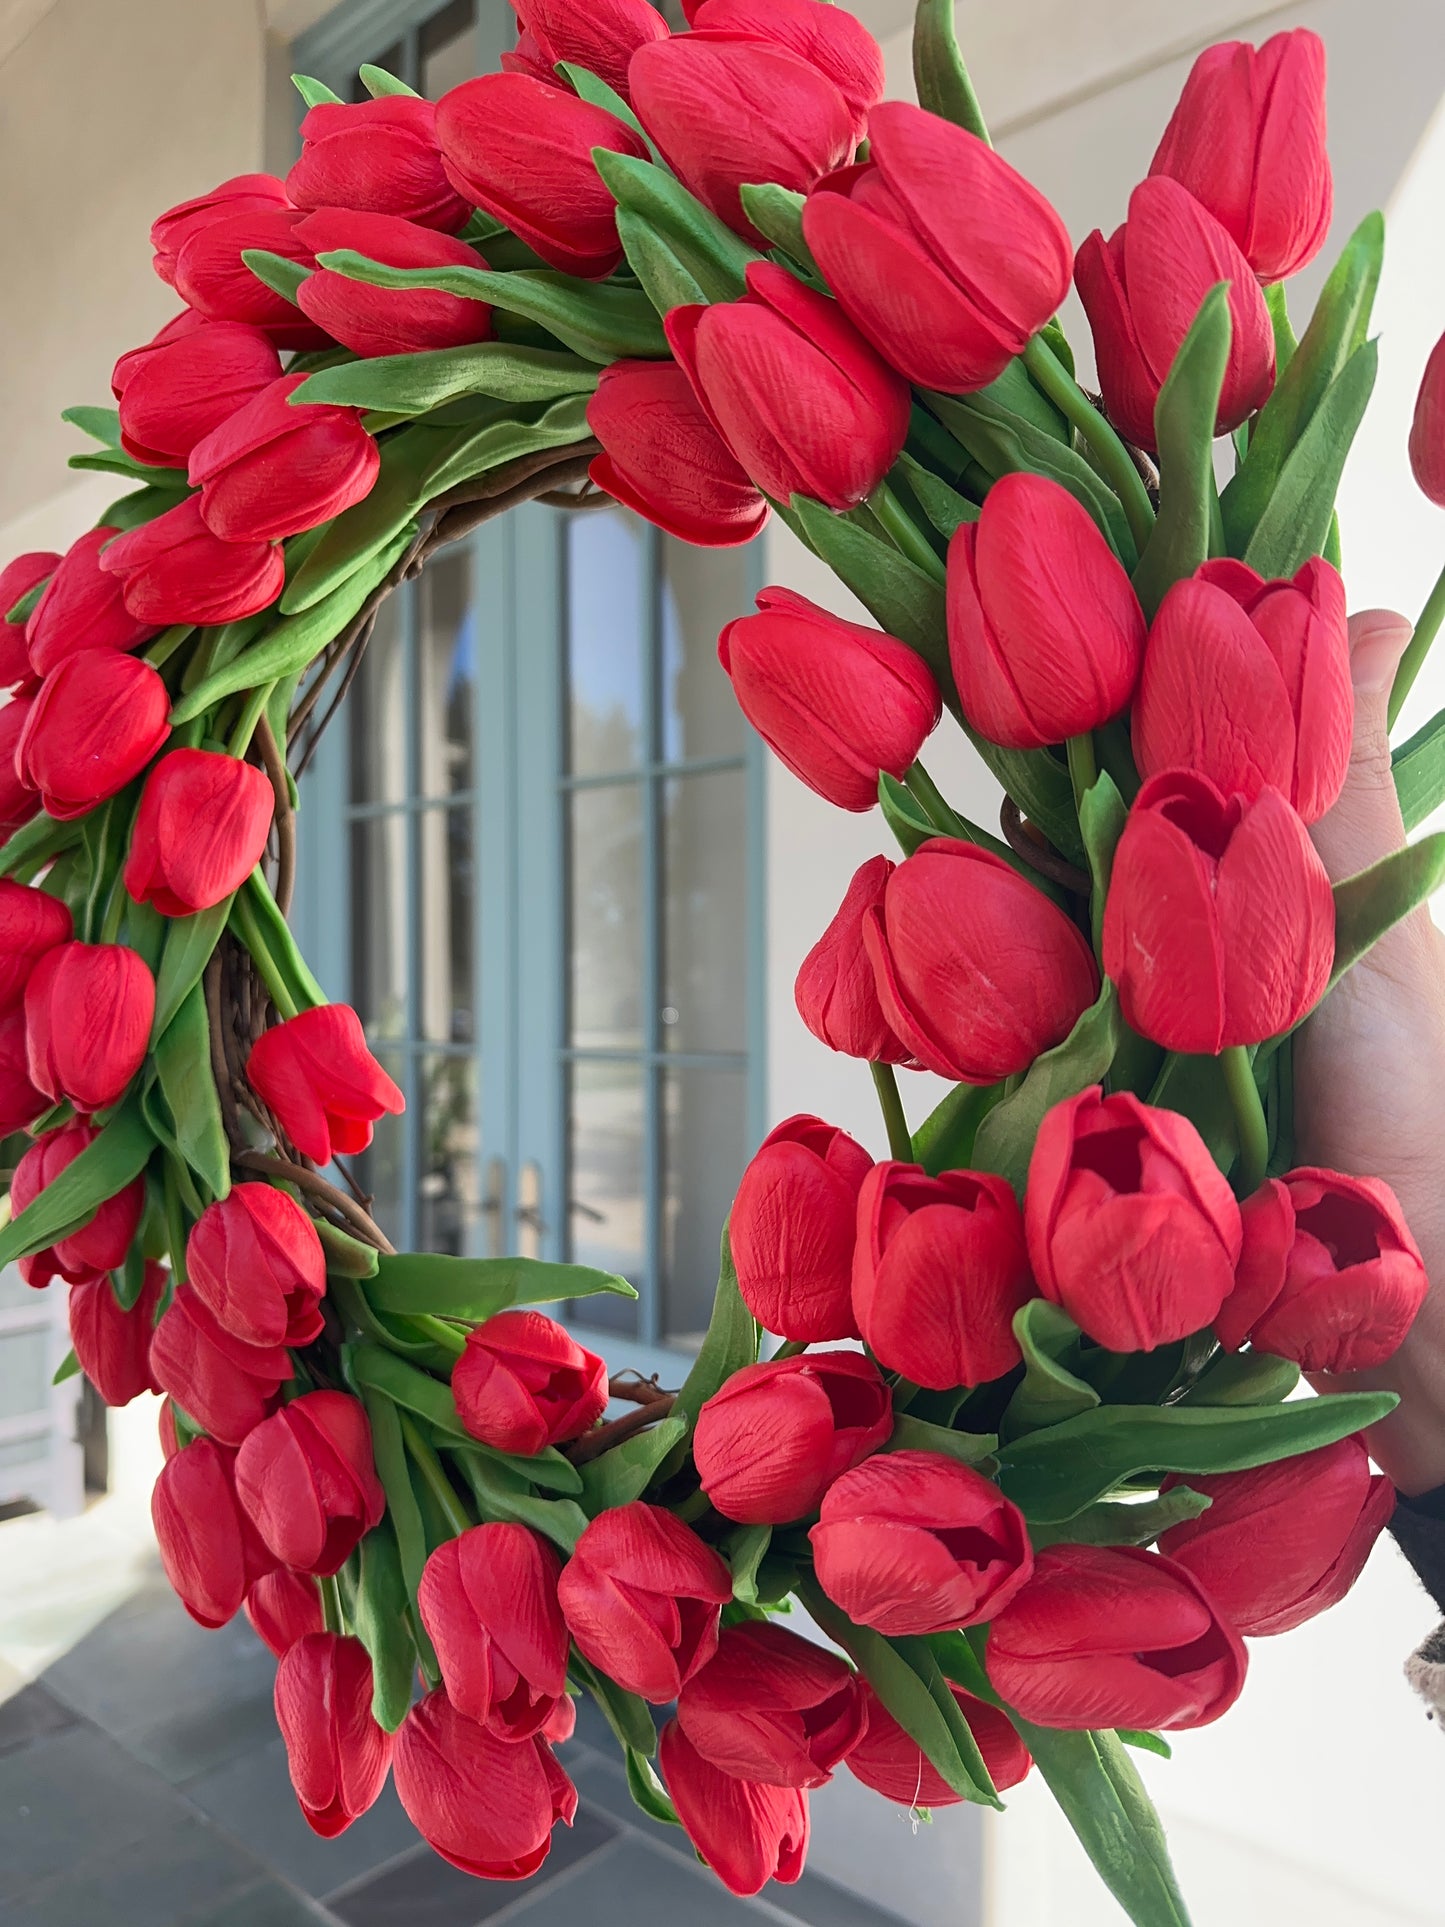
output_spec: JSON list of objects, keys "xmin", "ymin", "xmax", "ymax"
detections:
[{"xmin": 1295, "ymin": 609, "xmax": 1445, "ymax": 1494}]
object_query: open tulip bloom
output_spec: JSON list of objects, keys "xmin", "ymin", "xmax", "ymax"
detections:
[{"xmin": 4, "ymin": 4, "xmax": 1444, "ymax": 1923}]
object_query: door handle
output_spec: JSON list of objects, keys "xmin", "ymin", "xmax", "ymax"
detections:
[
  {"xmin": 481, "ymin": 1156, "xmax": 506, "ymax": 1259},
  {"xmin": 516, "ymin": 1161, "xmax": 544, "ymax": 1261}
]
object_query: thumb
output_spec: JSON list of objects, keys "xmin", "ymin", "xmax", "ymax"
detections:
[{"xmin": 1309, "ymin": 608, "xmax": 1413, "ymax": 885}]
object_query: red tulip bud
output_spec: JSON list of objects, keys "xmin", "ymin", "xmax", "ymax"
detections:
[
  {"xmin": 24, "ymin": 527, "xmax": 158, "ymax": 677},
  {"xmin": 794, "ymin": 856, "xmax": 914, "ymax": 1066},
  {"xmin": 246, "ymin": 1003, "xmax": 406, "ymax": 1164},
  {"xmin": 0, "ymin": 552, "xmax": 59, "ymax": 683},
  {"xmin": 235, "ymin": 1391, "xmax": 385, "ymax": 1576},
  {"xmin": 452, "ymin": 1308, "xmax": 608, "ymax": 1453},
  {"xmin": 659, "ymin": 1719, "xmax": 809, "ymax": 1897},
  {"xmin": 172, "ymin": 207, "xmax": 328, "ymax": 351},
  {"xmin": 677, "ymin": 1621, "xmax": 865, "ymax": 1789},
  {"xmin": 149, "ymin": 1287, "xmax": 292, "ymax": 1447},
  {"xmin": 694, "ymin": 1352, "xmax": 892, "ymax": 1524},
  {"xmin": 512, "ymin": 0, "xmax": 669, "ymax": 104},
  {"xmin": 720, "ymin": 588, "xmax": 940, "ymax": 811},
  {"xmin": 245, "ymin": 1567, "xmax": 324, "ymax": 1658},
  {"xmin": 947, "ymin": 472, "xmax": 1146, "ymax": 749},
  {"xmin": 186, "ymin": 1183, "xmax": 327, "ymax": 1349},
  {"xmin": 863, "ymin": 839, "xmax": 1100, "ymax": 1083},
  {"xmin": 275, "ymin": 1633, "xmax": 393, "ymax": 1837},
  {"xmin": 294, "ymin": 208, "xmax": 493, "ymax": 359},
  {"xmin": 1102, "ymin": 771, "xmax": 1334, "ymax": 1053},
  {"xmin": 810, "ymin": 1452, "xmax": 1033, "ymax": 1637},
  {"xmin": 1025, "ymin": 1087, "xmax": 1243, "ymax": 1352},
  {"xmin": 286, "ymin": 96, "xmax": 471, "ymax": 232},
  {"xmin": 730, "ymin": 1113, "xmax": 873, "ymax": 1342},
  {"xmin": 1410, "ymin": 331, "xmax": 1445, "ymax": 508},
  {"xmin": 187, "ymin": 374, "xmax": 379, "ymax": 544},
  {"xmin": 688, "ymin": 0, "xmax": 883, "ymax": 143},
  {"xmin": 986, "ymin": 1543, "xmax": 1247, "ymax": 1732},
  {"xmin": 1217, "ymin": 1169, "xmax": 1428, "ymax": 1372},
  {"xmin": 847, "ymin": 1680, "xmax": 1031, "ymax": 1804},
  {"xmin": 1149, "ymin": 30, "xmax": 1332, "ymax": 283},
  {"xmin": 112, "ymin": 319, "xmax": 282, "ymax": 469},
  {"xmin": 418, "ymin": 1522, "xmax": 569, "ymax": 1738},
  {"xmin": 17, "ymin": 650, "xmax": 171, "ymax": 820},
  {"xmin": 586, "ymin": 360, "xmax": 769, "ymax": 548},
  {"xmin": 0, "ymin": 697, "xmax": 40, "ymax": 839},
  {"xmin": 12, "ymin": 1120, "xmax": 145, "ymax": 1288},
  {"xmin": 804, "ymin": 102, "xmax": 1072, "ymax": 393},
  {"xmin": 1134, "ymin": 558, "xmax": 1352, "ymax": 824},
  {"xmin": 150, "ymin": 173, "xmax": 291, "ymax": 284},
  {"xmin": 0, "ymin": 879, "xmax": 71, "ymax": 1011},
  {"xmin": 0, "ymin": 1006, "xmax": 45, "ymax": 1136},
  {"xmin": 853, "ymin": 1162, "xmax": 1034, "ymax": 1389},
  {"xmin": 25, "ymin": 941, "xmax": 155, "ymax": 1113},
  {"xmin": 1075, "ymin": 176, "xmax": 1274, "ymax": 452},
  {"xmin": 99, "ymin": 496, "xmax": 285, "ymax": 627},
  {"xmin": 151, "ymin": 1435, "xmax": 275, "ymax": 1628},
  {"xmin": 667, "ymin": 263, "xmax": 911, "ymax": 513},
  {"xmin": 124, "ymin": 749, "xmax": 276, "ymax": 918},
  {"xmin": 69, "ymin": 1263, "xmax": 166, "ymax": 1408}
]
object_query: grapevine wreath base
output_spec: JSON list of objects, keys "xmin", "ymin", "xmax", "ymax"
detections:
[{"xmin": 3, "ymin": 1, "xmax": 1445, "ymax": 1921}]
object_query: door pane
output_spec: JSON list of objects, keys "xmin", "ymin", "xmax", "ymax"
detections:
[
  {"xmin": 356, "ymin": 1048, "xmax": 406, "ymax": 1240},
  {"xmin": 0, "ymin": 1329, "xmax": 47, "ymax": 1420},
  {"xmin": 420, "ymin": 805, "xmax": 475, "ymax": 1045},
  {"xmin": 567, "ymin": 510, "xmax": 647, "ymax": 777},
  {"xmin": 417, "ymin": 1053, "xmax": 479, "ymax": 1256},
  {"xmin": 418, "ymin": 547, "xmax": 475, "ymax": 799},
  {"xmin": 661, "ymin": 540, "xmax": 749, "ymax": 764},
  {"xmin": 350, "ymin": 595, "xmax": 406, "ymax": 805},
  {"xmin": 661, "ymin": 1065, "xmax": 748, "ymax": 1347},
  {"xmin": 350, "ymin": 816, "xmax": 407, "ymax": 1040},
  {"xmin": 421, "ymin": 0, "xmax": 477, "ymax": 96},
  {"xmin": 662, "ymin": 769, "xmax": 747, "ymax": 1054},
  {"xmin": 569, "ymin": 783, "xmax": 644, "ymax": 1051},
  {"xmin": 568, "ymin": 1060, "xmax": 644, "ymax": 1337}
]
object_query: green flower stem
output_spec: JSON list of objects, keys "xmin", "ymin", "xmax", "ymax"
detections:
[
  {"xmin": 1021, "ymin": 335, "xmax": 1156, "ymax": 554},
  {"xmin": 231, "ymin": 888, "xmax": 299, "ymax": 1021},
  {"xmin": 319, "ymin": 1574, "xmax": 343, "ymax": 1635},
  {"xmin": 868, "ymin": 478, "xmax": 948, "ymax": 584},
  {"xmin": 674, "ymin": 1488, "xmax": 712, "ymax": 1524},
  {"xmin": 771, "ymin": 1338, "xmax": 809, "ymax": 1362},
  {"xmin": 398, "ymin": 1410, "xmax": 472, "ymax": 1540},
  {"xmin": 243, "ymin": 871, "xmax": 327, "ymax": 1009},
  {"xmin": 1389, "ymin": 559, "xmax": 1445, "ymax": 729},
  {"xmin": 98, "ymin": 867, "xmax": 129, "ymax": 947},
  {"xmin": 905, "ymin": 759, "xmax": 964, "ymax": 836},
  {"xmin": 871, "ymin": 1061, "xmax": 914, "ymax": 1162},
  {"xmin": 402, "ymin": 1314, "xmax": 468, "ymax": 1360},
  {"xmin": 227, "ymin": 680, "xmax": 277, "ymax": 757},
  {"xmin": 1220, "ymin": 1046, "xmax": 1269, "ymax": 1195},
  {"xmin": 143, "ymin": 624, "xmax": 194, "ymax": 671},
  {"xmin": 1066, "ymin": 732, "xmax": 1098, "ymax": 811},
  {"xmin": 162, "ymin": 1158, "xmax": 190, "ymax": 1285}
]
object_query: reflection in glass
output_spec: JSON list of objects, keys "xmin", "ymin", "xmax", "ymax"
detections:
[
  {"xmin": 663, "ymin": 770, "xmax": 747, "ymax": 1054},
  {"xmin": 662, "ymin": 1066, "xmax": 747, "ymax": 1348},
  {"xmin": 418, "ymin": 547, "xmax": 475, "ymax": 798},
  {"xmin": 350, "ymin": 816, "xmax": 407, "ymax": 1040},
  {"xmin": 420, "ymin": 0, "xmax": 477, "ymax": 97},
  {"xmin": 357, "ymin": 1051, "xmax": 407, "ymax": 1247},
  {"xmin": 420, "ymin": 806, "xmax": 475, "ymax": 1045},
  {"xmin": 567, "ymin": 510, "xmax": 646, "ymax": 776},
  {"xmin": 661, "ymin": 538, "xmax": 749, "ymax": 764},
  {"xmin": 349, "ymin": 594, "xmax": 406, "ymax": 805},
  {"xmin": 568, "ymin": 1060, "xmax": 643, "ymax": 1337},
  {"xmin": 417, "ymin": 1052, "xmax": 480, "ymax": 1257},
  {"xmin": 569, "ymin": 783, "xmax": 644, "ymax": 1050}
]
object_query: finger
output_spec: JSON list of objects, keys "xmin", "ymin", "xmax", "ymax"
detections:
[{"xmin": 1309, "ymin": 607, "xmax": 1414, "ymax": 885}]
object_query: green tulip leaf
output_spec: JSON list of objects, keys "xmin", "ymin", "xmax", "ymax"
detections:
[
  {"xmin": 739, "ymin": 183, "xmax": 817, "ymax": 273},
  {"xmin": 972, "ymin": 982, "xmax": 1120, "ymax": 1196},
  {"xmin": 1242, "ymin": 337, "xmax": 1378, "ymax": 580},
  {"xmin": 1392, "ymin": 706, "xmax": 1445, "ymax": 832},
  {"xmin": 348, "ymin": 1343, "xmax": 471, "ymax": 1440},
  {"xmin": 1003, "ymin": 1300, "xmax": 1101, "ymax": 1436},
  {"xmin": 878, "ymin": 771, "xmax": 938, "ymax": 857},
  {"xmin": 451, "ymin": 1448, "xmax": 588, "ymax": 1550},
  {"xmin": 51, "ymin": 1347, "xmax": 81, "ymax": 1387},
  {"xmin": 241, "ymin": 248, "xmax": 310, "ymax": 306},
  {"xmin": 721, "ymin": 1523, "xmax": 772, "ymax": 1606},
  {"xmin": 894, "ymin": 452, "xmax": 980, "ymax": 540},
  {"xmin": 789, "ymin": 494, "xmax": 952, "ymax": 697},
  {"xmin": 1132, "ymin": 284, "xmax": 1231, "ymax": 619},
  {"xmin": 995, "ymin": 1389, "xmax": 1398, "ymax": 1522},
  {"xmin": 626, "ymin": 1746, "xmax": 680, "ymax": 1824},
  {"xmin": 365, "ymin": 1249, "xmax": 636, "ymax": 1319},
  {"xmin": 292, "ymin": 72, "xmax": 343, "ymax": 107},
  {"xmin": 61, "ymin": 405, "xmax": 123, "ymax": 448},
  {"xmin": 671, "ymin": 1220, "xmax": 759, "ymax": 1441},
  {"xmin": 1077, "ymin": 769, "xmax": 1127, "ymax": 958},
  {"xmin": 292, "ymin": 343, "xmax": 599, "ymax": 417},
  {"xmin": 1119, "ymin": 1728, "xmax": 1174, "ymax": 1760},
  {"xmin": 912, "ymin": 1077, "xmax": 1006, "ymax": 1175},
  {"xmin": 884, "ymin": 1413, "xmax": 998, "ymax": 1467},
  {"xmin": 1029, "ymin": 1486, "xmax": 1211, "ymax": 1551},
  {"xmin": 556, "ymin": 65, "xmax": 653, "ymax": 148},
  {"xmin": 591, "ymin": 148, "xmax": 757, "ymax": 304},
  {"xmin": 70, "ymin": 447, "xmax": 186, "ymax": 485},
  {"xmin": 1180, "ymin": 1348, "xmax": 1300, "ymax": 1407},
  {"xmin": 1330, "ymin": 831, "xmax": 1445, "ymax": 989},
  {"xmin": 315, "ymin": 1218, "xmax": 382, "ymax": 1281},
  {"xmin": 353, "ymin": 1520, "xmax": 420, "ymax": 1732},
  {"xmin": 150, "ymin": 896, "xmax": 234, "ymax": 1045},
  {"xmin": 570, "ymin": 1652, "xmax": 658, "ymax": 1758},
  {"xmin": 614, "ymin": 207, "xmax": 710, "ymax": 313},
  {"xmin": 101, "ymin": 483, "xmax": 192, "ymax": 533},
  {"xmin": 0, "ymin": 807, "xmax": 81, "ymax": 883},
  {"xmin": 577, "ymin": 1414, "xmax": 689, "ymax": 1517},
  {"xmin": 912, "ymin": 0, "xmax": 991, "ymax": 142},
  {"xmin": 1145, "ymin": 1050, "xmax": 1240, "ymax": 1173},
  {"xmin": 111, "ymin": 1245, "xmax": 149, "ymax": 1312},
  {"xmin": 356, "ymin": 1384, "xmax": 438, "ymax": 1676},
  {"xmin": 358, "ymin": 61, "xmax": 418, "ymax": 97},
  {"xmin": 0, "ymin": 1094, "xmax": 155, "ymax": 1265},
  {"xmin": 152, "ymin": 983, "xmax": 231, "ymax": 1202},
  {"xmin": 6, "ymin": 577, "xmax": 50, "ymax": 625}
]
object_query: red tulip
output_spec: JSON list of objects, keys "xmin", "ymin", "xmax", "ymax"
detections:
[
  {"xmin": 151, "ymin": 1435, "xmax": 275, "ymax": 1628},
  {"xmin": 1409, "ymin": 331, "xmax": 1445, "ymax": 508},
  {"xmin": 99, "ymin": 496, "xmax": 285, "ymax": 626},
  {"xmin": 541, "ymin": 1696, "xmax": 576, "ymax": 1745},
  {"xmin": 435, "ymin": 73, "xmax": 650, "ymax": 279},
  {"xmin": 125, "ymin": 749, "xmax": 275, "ymax": 918},
  {"xmin": 25, "ymin": 527, "xmax": 158, "ymax": 678},
  {"xmin": 187, "ymin": 374, "xmax": 379, "ymax": 544},
  {"xmin": 25, "ymin": 942, "xmax": 155, "ymax": 1113},
  {"xmin": 1102, "ymin": 770, "xmax": 1334, "ymax": 1052},
  {"xmin": 110, "ymin": 309, "xmax": 208, "ymax": 394},
  {"xmin": 586, "ymin": 360, "xmax": 769, "ymax": 548},
  {"xmin": 659, "ymin": 1719, "xmax": 809, "ymax": 1897},
  {"xmin": 501, "ymin": 28, "xmax": 554, "ymax": 84},
  {"xmin": 172, "ymin": 208, "xmax": 327, "ymax": 351},
  {"xmin": 0, "ymin": 697, "xmax": 39, "ymax": 838},
  {"xmin": 246, "ymin": 1003, "xmax": 405, "ymax": 1164},
  {"xmin": 452, "ymin": 1308, "xmax": 607, "ymax": 1453},
  {"xmin": 294, "ymin": 209, "xmax": 492, "ymax": 359},
  {"xmin": 149, "ymin": 1286, "xmax": 292, "ymax": 1446},
  {"xmin": 677, "ymin": 1621, "xmax": 865, "ymax": 1788},
  {"xmin": 245, "ymin": 1568, "xmax": 324, "ymax": 1657},
  {"xmin": 151, "ymin": 173, "xmax": 292, "ymax": 284},
  {"xmin": 667, "ymin": 263, "xmax": 910, "ymax": 512},
  {"xmin": 720, "ymin": 588, "xmax": 940, "ymax": 811},
  {"xmin": 394, "ymin": 1691, "xmax": 577, "ymax": 1880},
  {"xmin": 847, "ymin": 1680, "xmax": 1031, "ymax": 1804},
  {"xmin": 0, "ymin": 1006, "xmax": 45, "ymax": 1136},
  {"xmin": 112, "ymin": 319, "xmax": 282, "ymax": 469},
  {"xmin": 853, "ymin": 1162, "xmax": 1034, "ymax": 1389},
  {"xmin": 1159, "ymin": 1438, "xmax": 1394, "ymax": 1636},
  {"xmin": 629, "ymin": 36, "xmax": 854, "ymax": 246},
  {"xmin": 0, "ymin": 880, "xmax": 71, "ymax": 1011},
  {"xmin": 0, "ymin": 553, "xmax": 58, "ymax": 684},
  {"xmin": 1074, "ymin": 176, "xmax": 1275, "ymax": 452},
  {"xmin": 694, "ymin": 1352, "xmax": 892, "ymax": 1523},
  {"xmin": 418, "ymin": 1523, "xmax": 569, "ymax": 1738},
  {"xmin": 688, "ymin": 0, "xmax": 883, "ymax": 143},
  {"xmin": 986, "ymin": 1544, "xmax": 1247, "ymax": 1731},
  {"xmin": 11, "ymin": 1121, "xmax": 145, "ymax": 1288},
  {"xmin": 68, "ymin": 1264, "xmax": 166, "ymax": 1408},
  {"xmin": 275, "ymin": 1633, "xmax": 393, "ymax": 1837},
  {"xmin": 1134, "ymin": 558, "xmax": 1352, "ymax": 824},
  {"xmin": 730, "ymin": 1113, "xmax": 873, "ymax": 1342},
  {"xmin": 186, "ymin": 1183, "xmax": 327, "ymax": 1349},
  {"xmin": 794, "ymin": 856, "xmax": 914, "ymax": 1066},
  {"xmin": 810, "ymin": 1452, "xmax": 1033, "ymax": 1637},
  {"xmin": 804, "ymin": 102, "xmax": 1072, "ymax": 393},
  {"xmin": 863, "ymin": 839, "xmax": 1100, "ymax": 1083},
  {"xmin": 512, "ymin": 0, "xmax": 669, "ymax": 103},
  {"xmin": 1025, "ymin": 1087, "xmax": 1243, "ymax": 1353},
  {"xmin": 1149, "ymin": 30, "xmax": 1332, "ymax": 283},
  {"xmin": 1217, "ymin": 1168, "xmax": 1429, "ymax": 1372},
  {"xmin": 558, "ymin": 1502, "xmax": 732, "ymax": 1701},
  {"xmin": 235, "ymin": 1391, "xmax": 385, "ymax": 1576},
  {"xmin": 286, "ymin": 96, "xmax": 470, "ymax": 232},
  {"xmin": 17, "ymin": 650, "xmax": 170, "ymax": 820},
  {"xmin": 947, "ymin": 472, "xmax": 1146, "ymax": 748}
]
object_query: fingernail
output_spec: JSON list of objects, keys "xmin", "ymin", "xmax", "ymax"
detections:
[{"xmin": 1348, "ymin": 609, "xmax": 1414, "ymax": 694}]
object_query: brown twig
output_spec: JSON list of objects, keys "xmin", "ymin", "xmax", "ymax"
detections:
[
  {"xmin": 234, "ymin": 1149, "xmax": 396, "ymax": 1254},
  {"xmin": 999, "ymin": 796, "xmax": 1092, "ymax": 895},
  {"xmin": 567, "ymin": 1390, "xmax": 679, "ymax": 1466},
  {"xmin": 254, "ymin": 713, "xmax": 296, "ymax": 917}
]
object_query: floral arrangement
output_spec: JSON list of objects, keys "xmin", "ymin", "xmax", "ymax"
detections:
[{"xmin": 2, "ymin": 1, "xmax": 1443, "ymax": 1921}]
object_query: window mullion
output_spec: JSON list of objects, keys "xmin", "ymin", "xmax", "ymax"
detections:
[
  {"xmin": 402, "ymin": 578, "xmax": 423, "ymax": 1255},
  {"xmin": 641, "ymin": 523, "xmax": 664, "ymax": 1349}
]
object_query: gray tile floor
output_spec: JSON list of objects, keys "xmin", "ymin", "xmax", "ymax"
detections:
[{"xmin": 0, "ymin": 1564, "xmax": 909, "ymax": 1927}]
